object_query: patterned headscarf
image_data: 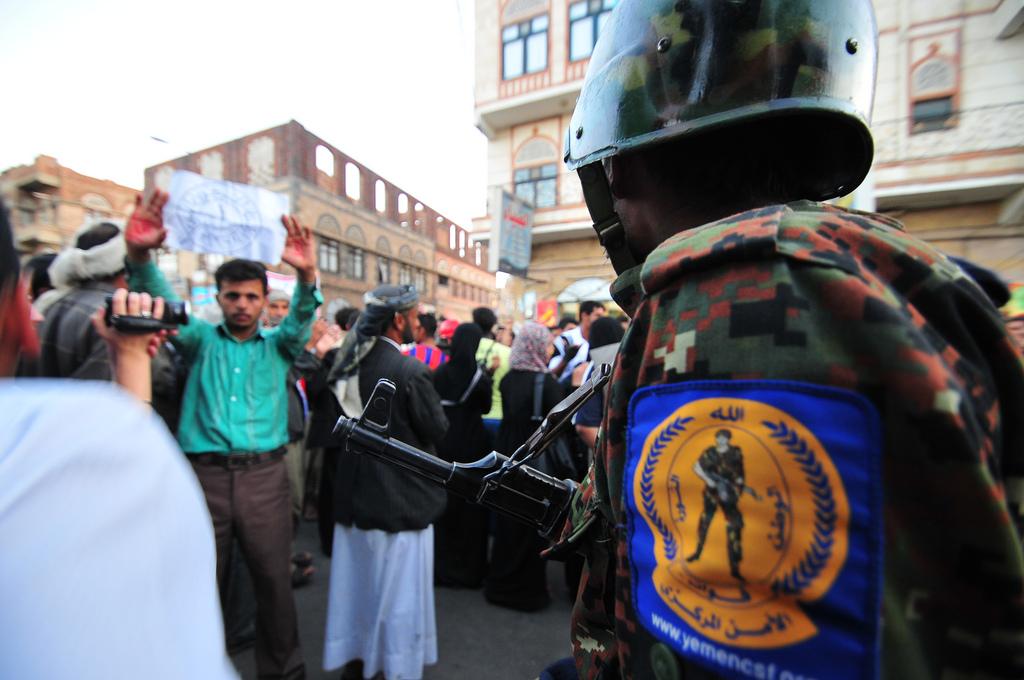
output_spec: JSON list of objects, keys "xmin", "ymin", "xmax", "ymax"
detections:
[
  {"xmin": 509, "ymin": 322, "xmax": 551, "ymax": 373},
  {"xmin": 329, "ymin": 284, "xmax": 419, "ymax": 381}
]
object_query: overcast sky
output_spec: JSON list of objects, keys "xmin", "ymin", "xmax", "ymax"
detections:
[{"xmin": 0, "ymin": 0, "xmax": 488, "ymax": 228}]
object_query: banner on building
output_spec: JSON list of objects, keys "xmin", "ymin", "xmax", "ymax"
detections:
[
  {"xmin": 536, "ymin": 299, "xmax": 558, "ymax": 327},
  {"xmin": 489, "ymin": 189, "xmax": 534, "ymax": 278}
]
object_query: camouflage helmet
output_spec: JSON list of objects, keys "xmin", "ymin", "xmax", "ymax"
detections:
[
  {"xmin": 565, "ymin": 0, "xmax": 877, "ymax": 179},
  {"xmin": 566, "ymin": 0, "xmax": 878, "ymax": 274}
]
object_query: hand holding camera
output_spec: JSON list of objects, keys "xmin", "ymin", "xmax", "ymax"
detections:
[
  {"xmin": 103, "ymin": 293, "xmax": 188, "ymax": 334},
  {"xmin": 91, "ymin": 289, "xmax": 173, "ymax": 403},
  {"xmin": 94, "ymin": 289, "xmax": 175, "ymax": 357}
]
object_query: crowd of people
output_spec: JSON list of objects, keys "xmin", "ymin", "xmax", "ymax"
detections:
[
  {"xmin": 6, "ymin": 186, "xmax": 1024, "ymax": 680},
  {"xmin": 2, "ymin": 189, "xmax": 620, "ymax": 680},
  {"xmin": 5, "ymin": 2, "xmax": 1024, "ymax": 679}
]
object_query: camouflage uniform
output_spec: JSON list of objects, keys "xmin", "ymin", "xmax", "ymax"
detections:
[
  {"xmin": 688, "ymin": 440, "xmax": 746, "ymax": 576},
  {"xmin": 552, "ymin": 202, "xmax": 1024, "ymax": 679},
  {"xmin": 552, "ymin": 1, "xmax": 1024, "ymax": 677}
]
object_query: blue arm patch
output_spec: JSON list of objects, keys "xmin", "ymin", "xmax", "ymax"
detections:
[{"xmin": 624, "ymin": 380, "xmax": 883, "ymax": 680}]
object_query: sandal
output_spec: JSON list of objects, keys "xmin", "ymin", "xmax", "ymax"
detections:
[
  {"xmin": 291, "ymin": 551, "xmax": 314, "ymax": 568},
  {"xmin": 291, "ymin": 563, "xmax": 315, "ymax": 588}
]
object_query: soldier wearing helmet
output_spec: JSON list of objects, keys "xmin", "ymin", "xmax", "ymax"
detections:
[{"xmin": 550, "ymin": 1, "xmax": 1024, "ymax": 679}]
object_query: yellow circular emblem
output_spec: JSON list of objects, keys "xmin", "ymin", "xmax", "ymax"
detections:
[{"xmin": 633, "ymin": 398, "xmax": 850, "ymax": 649}]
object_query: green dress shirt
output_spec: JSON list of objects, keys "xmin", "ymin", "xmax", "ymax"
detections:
[{"xmin": 128, "ymin": 260, "xmax": 322, "ymax": 454}]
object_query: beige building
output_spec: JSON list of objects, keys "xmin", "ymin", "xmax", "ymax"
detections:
[
  {"xmin": 872, "ymin": 0, "xmax": 1024, "ymax": 285},
  {"xmin": 146, "ymin": 121, "xmax": 494, "ymax": 319},
  {"xmin": 1, "ymin": 155, "xmax": 139, "ymax": 255},
  {"xmin": 472, "ymin": 0, "xmax": 618, "ymax": 322},
  {"xmin": 472, "ymin": 0, "xmax": 1024, "ymax": 321}
]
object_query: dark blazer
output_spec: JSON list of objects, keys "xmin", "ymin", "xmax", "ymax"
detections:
[
  {"xmin": 333, "ymin": 339, "xmax": 449, "ymax": 532},
  {"xmin": 303, "ymin": 347, "xmax": 341, "ymax": 450}
]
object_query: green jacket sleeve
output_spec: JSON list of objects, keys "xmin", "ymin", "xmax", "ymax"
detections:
[{"xmin": 273, "ymin": 281, "xmax": 323, "ymax": 361}]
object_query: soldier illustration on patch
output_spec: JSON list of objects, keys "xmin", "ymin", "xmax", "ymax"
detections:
[{"xmin": 687, "ymin": 429, "xmax": 760, "ymax": 581}]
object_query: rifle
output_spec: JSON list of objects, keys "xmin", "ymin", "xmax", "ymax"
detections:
[
  {"xmin": 332, "ymin": 363, "xmax": 612, "ymax": 539},
  {"xmin": 706, "ymin": 471, "xmax": 762, "ymax": 505}
]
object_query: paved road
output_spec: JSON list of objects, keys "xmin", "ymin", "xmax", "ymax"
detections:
[{"xmin": 230, "ymin": 519, "xmax": 575, "ymax": 679}]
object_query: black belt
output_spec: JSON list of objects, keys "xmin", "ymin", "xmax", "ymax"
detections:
[{"xmin": 190, "ymin": 448, "xmax": 285, "ymax": 469}]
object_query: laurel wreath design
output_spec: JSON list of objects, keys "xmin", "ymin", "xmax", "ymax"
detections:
[
  {"xmin": 763, "ymin": 420, "xmax": 837, "ymax": 596},
  {"xmin": 640, "ymin": 417, "xmax": 693, "ymax": 561}
]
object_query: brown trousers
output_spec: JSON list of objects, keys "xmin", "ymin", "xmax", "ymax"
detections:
[{"xmin": 191, "ymin": 455, "xmax": 304, "ymax": 679}]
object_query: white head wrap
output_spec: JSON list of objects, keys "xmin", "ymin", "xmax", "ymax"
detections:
[{"xmin": 47, "ymin": 222, "xmax": 127, "ymax": 288}]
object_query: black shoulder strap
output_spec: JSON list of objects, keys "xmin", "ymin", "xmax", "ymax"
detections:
[
  {"xmin": 531, "ymin": 372, "xmax": 545, "ymax": 422},
  {"xmin": 440, "ymin": 367, "xmax": 485, "ymax": 408},
  {"xmin": 480, "ymin": 339, "xmax": 495, "ymax": 366}
]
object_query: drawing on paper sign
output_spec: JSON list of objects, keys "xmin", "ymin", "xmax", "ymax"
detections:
[
  {"xmin": 163, "ymin": 170, "xmax": 289, "ymax": 263},
  {"xmin": 170, "ymin": 182, "xmax": 262, "ymax": 253}
]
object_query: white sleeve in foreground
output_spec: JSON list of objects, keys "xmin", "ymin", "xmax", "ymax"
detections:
[{"xmin": 0, "ymin": 380, "xmax": 237, "ymax": 680}]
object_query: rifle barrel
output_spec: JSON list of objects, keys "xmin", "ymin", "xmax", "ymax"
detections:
[{"xmin": 334, "ymin": 416, "xmax": 576, "ymax": 538}]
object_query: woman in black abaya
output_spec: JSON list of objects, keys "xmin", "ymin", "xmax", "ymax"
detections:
[
  {"xmin": 485, "ymin": 322, "xmax": 564, "ymax": 611},
  {"xmin": 433, "ymin": 322, "xmax": 493, "ymax": 587}
]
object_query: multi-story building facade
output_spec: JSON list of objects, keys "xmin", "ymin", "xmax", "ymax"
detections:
[
  {"xmin": 872, "ymin": 0, "xmax": 1024, "ymax": 282},
  {"xmin": 146, "ymin": 120, "xmax": 494, "ymax": 319},
  {"xmin": 1, "ymin": 155, "xmax": 139, "ymax": 255},
  {"xmin": 472, "ymin": 0, "xmax": 1024, "ymax": 321},
  {"xmin": 473, "ymin": 0, "xmax": 617, "ymax": 321}
]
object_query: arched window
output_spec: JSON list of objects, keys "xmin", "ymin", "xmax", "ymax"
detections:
[
  {"xmin": 247, "ymin": 136, "xmax": 275, "ymax": 186},
  {"xmin": 81, "ymin": 193, "xmax": 112, "ymax": 223},
  {"xmin": 199, "ymin": 151, "xmax": 224, "ymax": 180},
  {"xmin": 345, "ymin": 163, "xmax": 361, "ymax": 200},
  {"xmin": 378, "ymin": 257, "xmax": 391, "ymax": 284},
  {"xmin": 513, "ymin": 137, "xmax": 559, "ymax": 208},
  {"xmin": 345, "ymin": 224, "xmax": 367, "ymax": 246},
  {"xmin": 316, "ymin": 145, "xmax": 335, "ymax": 176},
  {"xmin": 375, "ymin": 180, "xmax": 387, "ymax": 212},
  {"xmin": 316, "ymin": 214, "xmax": 341, "ymax": 235},
  {"xmin": 154, "ymin": 166, "xmax": 174, "ymax": 191},
  {"xmin": 910, "ymin": 54, "xmax": 957, "ymax": 133}
]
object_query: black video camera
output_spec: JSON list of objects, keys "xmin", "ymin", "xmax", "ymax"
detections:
[{"xmin": 104, "ymin": 295, "xmax": 189, "ymax": 334}]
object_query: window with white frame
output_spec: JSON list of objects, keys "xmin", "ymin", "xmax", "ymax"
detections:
[
  {"xmin": 318, "ymin": 237, "xmax": 340, "ymax": 274},
  {"xmin": 514, "ymin": 163, "xmax": 557, "ymax": 208},
  {"xmin": 343, "ymin": 246, "xmax": 366, "ymax": 281},
  {"xmin": 502, "ymin": 14, "xmax": 549, "ymax": 79},
  {"xmin": 569, "ymin": 0, "xmax": 617, "ymax": 62}
]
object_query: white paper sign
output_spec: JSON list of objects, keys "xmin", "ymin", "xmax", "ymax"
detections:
[{"xmin": 164, "ymin": 170, "xmax": 290, "ymax": 264}]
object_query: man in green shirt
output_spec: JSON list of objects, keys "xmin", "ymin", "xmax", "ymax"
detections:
[
  {"xmin": 472, "ymin": 306, "xmax": 510, "ymax": 436},
  {"xmin": 125, "ymin": 191, "xmax": 320, "ymax": 680}
]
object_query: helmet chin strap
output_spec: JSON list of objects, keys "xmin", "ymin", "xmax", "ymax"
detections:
[{"xmin": 577, "ymin": 162, "xmax": 639, "ymax": 276}]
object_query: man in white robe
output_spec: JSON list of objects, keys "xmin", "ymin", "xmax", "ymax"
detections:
[{"xmin": 325, "ymin": 284, "xmax": 449, "ymax": 680}]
